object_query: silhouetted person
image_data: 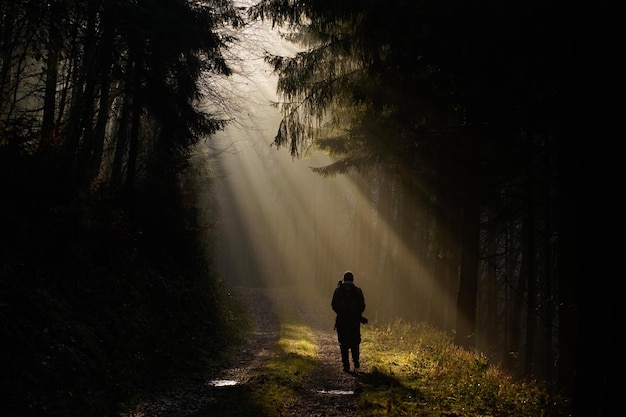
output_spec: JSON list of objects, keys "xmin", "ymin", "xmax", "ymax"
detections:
[{"xmin": 332, "ymin": 271, "xmax": 366, "ymax": 372}]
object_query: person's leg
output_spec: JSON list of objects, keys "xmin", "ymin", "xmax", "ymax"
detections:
[
  {"xmin": 340, "ymin": 344, "xmax": 350, "ymax": 371},
  {"xmin": 352, "ymin": 343, "xmax": 360, "ymax": 369}
]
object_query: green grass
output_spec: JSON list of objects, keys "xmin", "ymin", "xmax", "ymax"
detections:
[
  {"xmin": 200, "ymin": 304, "xmax": 318, "ymax": 416},
  {"xmin": 206, "ymin": 314, "xmax": 570, "ymax": 416},
  {"xmin": 357, "ymin": 320, "xmax": 570, "ymax": 416}
]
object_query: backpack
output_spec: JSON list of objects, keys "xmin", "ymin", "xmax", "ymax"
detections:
[{"xmin": 338, "ymin": 283, "xmax": 360, "ymax": 317}]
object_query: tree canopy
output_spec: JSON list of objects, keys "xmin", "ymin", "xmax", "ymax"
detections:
[
  {"xmin": 1, "ymin": 1, "xmax": 244, "ymax": 415},
  {"xmin": 248, "ymin": 1, "xmax": 616, "ymax": 414}
]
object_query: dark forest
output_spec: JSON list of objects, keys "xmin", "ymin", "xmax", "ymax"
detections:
[{"xmin": 0, "ymin": 0, "xmax": 616, "ymax": 416}]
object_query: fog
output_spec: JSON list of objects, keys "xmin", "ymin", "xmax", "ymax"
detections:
[{"xmin": 193, "ymin": 3, "xmax": 455, "ymax": 324}]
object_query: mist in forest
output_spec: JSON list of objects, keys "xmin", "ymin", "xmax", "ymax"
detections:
[{"xmin": 192, "ymin": 4, "xmax": 455, "ymax": 324}]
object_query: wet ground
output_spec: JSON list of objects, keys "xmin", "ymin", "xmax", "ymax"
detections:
[{"xmin": 125, "ymin": 286, "xmax": 364, "ymax": 416}]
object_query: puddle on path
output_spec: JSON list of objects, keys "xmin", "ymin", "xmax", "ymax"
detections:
[
  {"xmin": 208, "ymin": 380, "xmax": 353, "ymax": 395},
  {"xmin": 208, "ymin": 379, "xmax": 239, "ymax": 387},
  {"xmin": 316, "ymin": 389, "xmax": 354, "ymax": 395}
]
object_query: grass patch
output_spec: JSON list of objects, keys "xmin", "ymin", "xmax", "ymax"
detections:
[
  {"xmin": 357, "ymin": 321, "xmax": 570, "ymax": 416},
  {"xmin": 202, "ymin": 304, "xmax": 572, "ymax": 416},
  {"xmin": 203, "ymin": 304, "xmax": 318, "ymax": 416}
]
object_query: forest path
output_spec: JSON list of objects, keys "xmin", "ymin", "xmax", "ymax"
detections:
[
  {"xmin": 259, "ymin": 286, "xmax": 362, "ymax": 416},
  {"xmin": 125, "ymin": 286, "xmax": 363, "ymax": 416}
]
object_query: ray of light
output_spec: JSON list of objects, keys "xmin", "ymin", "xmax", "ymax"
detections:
[{"xmin": 194, "ymin": 2, "xmax": 458, "ymax": 324}]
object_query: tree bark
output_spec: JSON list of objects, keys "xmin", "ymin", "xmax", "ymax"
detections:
[
  {"xmin": 87, "ymin": 0, "xmax": 116, "ymax": 183},
  {"xmin": 523, "ymin": 139, "xmax": 536, "ymax": 378},
  {"xmin": 454, "ymin": 134, "xmax": 480, "ymax": 350},
  {"xmin": 41, "ymin": 1, "xmax": 63, "ymax": 147}
]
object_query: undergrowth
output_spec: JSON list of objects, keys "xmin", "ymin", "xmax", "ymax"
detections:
[
  {"xmin": 0, "ymin": 160, "xmax": 247, "ymax": 417},
  {"xmin": 358, "ymin": 321, "xmax": 571, "ymax": 416},
  {"xmin": 205, "ymin": 313, "xmax": 571, "ymax": 416}
]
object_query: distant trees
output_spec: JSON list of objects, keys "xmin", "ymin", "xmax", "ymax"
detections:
[
  {"xmin": 249, "ymin": 0, "xmax": 615, "ymax": 413},
  {"xmin": 0, "ymin": 0, "xmax": 239, "ymax": 195}
]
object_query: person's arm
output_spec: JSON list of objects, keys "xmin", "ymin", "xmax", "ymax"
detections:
[
  {"xmin": 357, "ymin": 288, "xmax": 365, "ymax": 314},
  {"xmin": 331, "ymin": 289, "xmax": 340, "ymax": 313}
]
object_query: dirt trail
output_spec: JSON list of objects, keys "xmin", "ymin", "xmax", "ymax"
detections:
[
  {"xmin": 260, "ymin": 287, "xmax": 362, "ymax": 416},
  {"xmin": 126, "ymin": 286, "xmax": 363, "ymax": 417}
]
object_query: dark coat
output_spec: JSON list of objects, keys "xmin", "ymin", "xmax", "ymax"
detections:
[{"xmin": 332, "ymin": 282, "xmax": 365, "ymax": 346}]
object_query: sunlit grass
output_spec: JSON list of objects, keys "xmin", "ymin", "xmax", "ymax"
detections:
[
  {"xmin": 358, "ymin": 321, "xmax": 570, "ymax": 416},
  {"xmin": 278, "ymin": 323, "xmax": 318, "ymax": 359},
  {"xmin": 204, "ymin": 309, "xmax": 569, "ymax": 417},
  {"xmin": 247, "ymin": 305, "xmax": 318, "ymax": 414}
]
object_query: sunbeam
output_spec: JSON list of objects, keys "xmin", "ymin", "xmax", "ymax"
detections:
[{"xmin": 194, "ymin": 1, "xmax": 456, "ymax": 325}]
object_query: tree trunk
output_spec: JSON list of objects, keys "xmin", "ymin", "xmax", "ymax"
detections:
[
  {"xmin": 125, "ymin": 57, "xmax": 143, "ymax": 189},
  {"xmin": 111, "ymin": 90, "xmax": 131, "ymax": 186},
  {"xmin": 87, "ymin": 1, "xmax": 116, "ymax": 183},
  {"xmin": 541, "ymin": 138, "xmax": 554, "ymax": 383},
  {"xmin": 40, "ymin": 1, "xmax": 63, "ymax": 147},
  {"xmin": 454, "ymin": 134, "xmax": 480, "ymax": 350},
  {"xmin": 484, "ymin": 215, "xmax": 498, "ymax": 353},
  {"xmin": 566, "ymin": 21, "xmax": 616, "ymax": 413},
  {"xmin": 523, "ymin": 139, "xmax": 536, "ymax": 378}
]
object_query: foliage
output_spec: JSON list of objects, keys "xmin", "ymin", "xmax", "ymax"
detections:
[
  {"xmin": 0, "ymin": 152, "xmax": 247, "ymax": 416},
  {"xmin": 204, "ymin": 317, "xmax": 569, "ymax": 416},
  {"xmin": 0, "ymin": 1, "xmax": 246, "ymax": 412},
  {"xmin": 358, "ymin": 321, "xmax": 570, "ymax": 416},
  {"xmin": 0, "ymin": 0, "xmax": 241, "ymax": 190},
  {"xmin": 247, "ymin": 1, "xmax": 615, "ymax": 410}
]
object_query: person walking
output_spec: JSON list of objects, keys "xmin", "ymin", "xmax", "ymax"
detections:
[{"xmin": 332, "ymin": 271, "xmax": 366, "ymax": 372}]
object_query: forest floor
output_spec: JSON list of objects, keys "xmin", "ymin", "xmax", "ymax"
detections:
[{"xmin": 124, "ymin": 286, "xmax": 363, "ymax": 417}]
